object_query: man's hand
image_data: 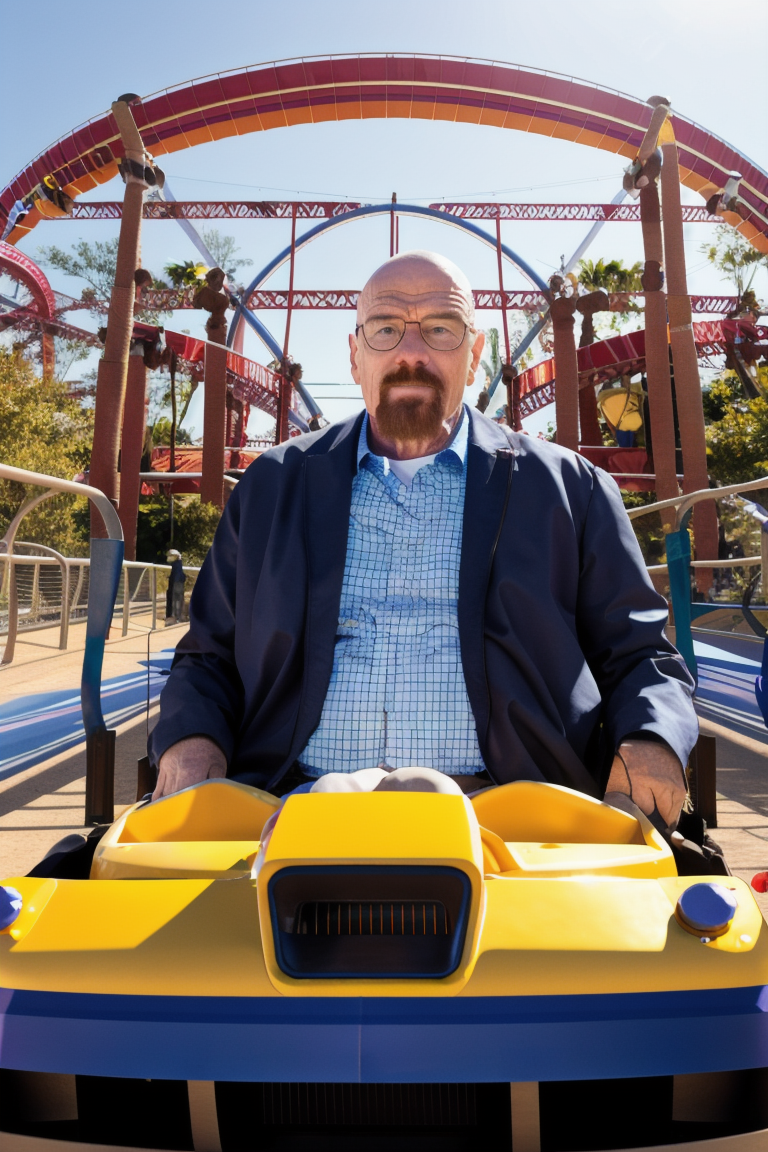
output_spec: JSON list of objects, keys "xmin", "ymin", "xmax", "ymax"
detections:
[
  {"xmin": 604, "ymin": 739, "xmax": 687, "ymax": 828},
  {"xmin": 152, "ymin": 737, "xmax": 227, "ymax": 801}
]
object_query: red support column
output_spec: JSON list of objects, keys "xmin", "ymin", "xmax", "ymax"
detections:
[
  {"xmin": 550, "ymin": 286, "xmax": 580, "ymax": 452},
  {"xmin": 495, "ymin": 216, "xmax": 512, "ymax": 364},
  {"xmin": 89, "ymin": 99, "xmax": 149, "ymax": 536},
  {"xmin": 639, "ymin": 181, "xmax": 678, "ymax": 523},
  {"xmin": 118, "ymin": 347, "xmax": 147, "ymax": 560},
  {"xmin": 41, "ymin": 332, "xmax": 55, "ymax": 378},
  {"xmin": 575, "ymin": 291, "xmax": 609, "ymax": 446},
  {"xmin": 200, "ymin": 342, "xmax": 227, "ymax": 507},
  {"xmin": 661, "ymin": 127, "xmax": 718, "ymax": 588}
]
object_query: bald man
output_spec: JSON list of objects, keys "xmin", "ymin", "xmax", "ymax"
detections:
[{"xmin": 150, "ymin": 251, "xmax": 696, "ymax": 827}]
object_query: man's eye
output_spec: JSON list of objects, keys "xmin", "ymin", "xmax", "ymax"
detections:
[
  {"xmin": 375, "ymin": 325, "xmax": 397, "ymax": 337},
  {"xmin": 425, "ymin": 324, "xmax": 449, "ymax": 336}
]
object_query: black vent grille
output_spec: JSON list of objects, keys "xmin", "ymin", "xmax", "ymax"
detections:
[
  {"xmin": 257, "ymin": 1082, "xmax": 477, "ymax": 1128},
  {"xmin": 295, "ymin": 901, "xmax": 450, "ymax": 937},
  {"xmin": 268, "ymin": 865, "xmax": 471, "ymax": 978}
]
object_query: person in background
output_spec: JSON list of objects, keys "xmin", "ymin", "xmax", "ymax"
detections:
[{"xmin": 165, "ymin": 549, "xmax": 186, "ymax": 625}]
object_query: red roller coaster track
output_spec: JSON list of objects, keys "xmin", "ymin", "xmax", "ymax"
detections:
[
  {"xmin": 2, "ymin": 55, "xmax": 766, "ymax": 250},
  {"xmin": 43, "ymin": 201, "xmax": 724, "ymax": 223}
]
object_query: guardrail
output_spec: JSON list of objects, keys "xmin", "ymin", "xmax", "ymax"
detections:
[
  {"xmin": 0, "ymin": 463, "xmax": 126, "ymax": 824},
  {"xmin": 0, "ymin": 551, "xmax": 201, "ymax": 657},
  {"xmin": 626, "ymin": 476, "xmax": 768, "ymax": 678}
]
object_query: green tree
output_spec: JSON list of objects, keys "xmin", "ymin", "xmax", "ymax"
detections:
[
  {"xmin": 164, "ymin": 260, "xmax": 208, "ymax": 288},
  {"xmin": 150, "ymin": 417, "xmax": 193, "ymax": 447},
  {"xmin": 577, "ymin": 257, "xmax": 643, "ymax": 336},
  {"xmin": 704, "ymin": 373, "xmax": 768, "ymax": 486},
  {"xmin": 480, "ymin": 327, "xmax": 502, "ymax": 386},
  {"xmin": 201, "ymin": 228, "xmax": 253, "ymax": 282},
  {"xmin": 0, "ymin": 350, "xmax": 93, "ymax": 555},
  {"xmin": 700, "ymin": 224, "xmax": 768, "ymax": 300},
  {"xmin": 578, "ymin": 257, "xmax": 643, "ymax": 295},
  {"xmin": 38, "ymin": 239, "xmax": 169, "ymax": 321},
  {"xmin": 136, "ymin": 495, "xmax": 221, "ymax": 566}
]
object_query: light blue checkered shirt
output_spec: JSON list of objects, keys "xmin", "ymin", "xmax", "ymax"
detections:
[{"xmin": 299, "ymin": 407, "xmax": 486, "ymax": 776}]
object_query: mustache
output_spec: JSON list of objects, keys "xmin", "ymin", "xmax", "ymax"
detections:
[{"xmin": 380, "ymin": 365, "xmax": 443, "ymax": 391}]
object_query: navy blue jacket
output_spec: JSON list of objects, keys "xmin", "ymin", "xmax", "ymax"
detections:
[{"xmin": 149, "ymin": 409, "xmax": 697, "ymax": 795}]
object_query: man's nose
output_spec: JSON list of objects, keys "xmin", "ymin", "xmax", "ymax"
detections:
[{"xmin": 395, "ymin": 324, "xmax": 431, "ymax": 363}]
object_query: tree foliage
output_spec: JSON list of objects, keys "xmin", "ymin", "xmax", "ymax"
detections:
[
  {"xmin": 704, "ymin": 372, "xmax": 768, "ymax": 485},
  {"xmin": 577, "ymin": 257, "xmax": 644, "ymax": 336},
  {"xmin": 164, "ymin": 260, "xmax": 208, "ymax": 288},
  {"xmin": 201, "ymin": 228, "xmax": 253, "ymax": 283},
  {"xmin": 136, "ymin": 496, "xmax": 221, "ymax": 566},
  {"xmin": 700, "ymin": 224, "xmax": 768, "ymax": 299},
  {"xmin": 578, "ymin": 258, "xmax": 643, "ymax": 295},
  {"xmin": 38, "ymin": 238, "xmax": 169, "ymax": 322},
  {"xmin": 0, "ymin": 351, "xmax": 93, "ymax": 555},
  {"xmin": 38, "ymin": 239, "xmax": 119, "ymax": 301}
]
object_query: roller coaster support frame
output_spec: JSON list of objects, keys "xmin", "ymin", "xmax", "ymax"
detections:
[
  {"xmin": 639, "ymin": 180, "xmax": 678, "ymax": 527},
  {"xmin": 660, "ymin": 117, "xmax": 718, "ymax": 591},
  {"xmin": 88, "ymin": 99, "xmax": 150, "ymax": 537},
  {"xmin": 118, "ymin": 345, "xmax": 148, "ymax": 560},
  {"xmin": 201, "ymin": 342, "xmax": 227, "ymax": 508}
]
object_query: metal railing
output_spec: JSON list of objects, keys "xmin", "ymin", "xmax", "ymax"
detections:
[
  {"xmin": 0, "ymin": 551, "xmax": 201, "ymax": 661},
  {"xmin": 626, "ymin": 476, "xmax": 768, "ymax": 677},
  {"xmin": 0, "ymin": 462, "xmax": 126, "ymax": 823}
]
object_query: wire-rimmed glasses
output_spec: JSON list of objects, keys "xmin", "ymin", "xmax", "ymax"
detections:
[{"xmin": 356, "ymin": 317, "xmax": 469, "ymax": 352}]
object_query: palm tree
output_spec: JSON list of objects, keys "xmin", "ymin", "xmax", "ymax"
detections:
[
  {"xmin": 164, "ymin": 260, "xmax": 208, "ymax": 288},
  {"xmin": 577, "ymin": 258, "xmax": 643, "ymax": 344},
  {"xmin": 578, "ymin": 258, "xmax": 643, "ymax": 296},
  {"xmin": 481, "ymin": 327, "xmax": 502, "ymax": 387}
]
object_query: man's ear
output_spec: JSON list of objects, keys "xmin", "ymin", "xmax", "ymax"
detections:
[
  {"xmin": 468, "ymin": 330, "xmax": 485, "ymax": 383},
  {"xmin": 349, "ymin": 332, "xmax": 361, "ymax": 385}
]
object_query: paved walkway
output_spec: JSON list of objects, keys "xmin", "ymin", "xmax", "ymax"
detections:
[{"xmin": 0, "ymin": 614, "xmax": 182, "ymax": 876}]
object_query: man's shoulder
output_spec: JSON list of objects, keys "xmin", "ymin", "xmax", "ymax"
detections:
[
  {"xmin": 468, "ymin": 409, "xmax": 597, "ymax": 480},
  {"xmin": 238, "ymin": 413, "xmax": 364, "ymax": 487}
]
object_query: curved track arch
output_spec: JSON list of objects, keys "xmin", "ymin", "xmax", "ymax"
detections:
[
  {"xmin": 2, "ymin": 54, "xmax": 766, "ymax": 251},
  {"xmin": 227, "ymin": 202, "xmax": 549, "ymax": 356},
  {"xmin": 0, "ymin": 241, "xmax": 56, "ymax": 318}
]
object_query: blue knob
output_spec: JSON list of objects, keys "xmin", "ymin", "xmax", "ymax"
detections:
[
  {"xmin": 0, "ymin": 886, "xmax": 22, "ymax": 931},
  {"xmin": 676, "ymin": 883, "xmax": 737, "ymax": 937}
]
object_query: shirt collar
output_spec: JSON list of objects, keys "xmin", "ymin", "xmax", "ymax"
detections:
[{"xmin": 356, "ymin": 404, "xmax": 469, "ymax": 473}]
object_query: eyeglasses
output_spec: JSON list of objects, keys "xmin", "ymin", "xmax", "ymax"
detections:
[{"xmin": 356, "ymin": 317, "xmax": 470, "ymax": 352}]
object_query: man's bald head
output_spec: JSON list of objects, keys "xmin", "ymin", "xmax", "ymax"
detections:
[
  {"xmin": 357, "ymin": 250, "xmax": 476, "ymax": 327},
  {"xmin": 350, "ymin": 250, "xmax": 484, "ymax": 460}
]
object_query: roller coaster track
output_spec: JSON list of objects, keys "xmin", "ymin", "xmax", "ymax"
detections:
[{"xmin": 2, "ymin": 55, "xmax": 766, "ymax": 250}]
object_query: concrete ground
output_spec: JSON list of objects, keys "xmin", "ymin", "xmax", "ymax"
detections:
[{"xmin": 0, "ymin": 613, "xmax": 184, "ymax": 876}]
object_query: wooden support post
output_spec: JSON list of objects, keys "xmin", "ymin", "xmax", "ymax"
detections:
[
  {"xmin": 551, "ymin": 295, "xmax": 580, "ymax": 452},
  {"xmin": 41, "ymin": 332, "xmax": 55, "ymax": 378},
  {"xmin": 660, "ymin": 130, "xmax": 718, "ymax": 590},
  {"xmin": 118, "ymin": 349, "xmax": 147, "ymax": 560},
  {"xmin": 85, "ymin": 728, "xmax": 115, "ymax": 826},
  {"xmin": 687, "ymin": 733, "xmax": 718, "ymax": 829},
  {"xmin": 639, "ymin": 181, "xmax": 678, "ymax": 526},
  {"xmin": 510, "ymin": 1082, "xmax": 541, "ymax": 1152},
  {"xmin": 200, "ymin": 342, "xmax": 227, "ymax": 507},
  {"xmin": 495, "ymin": 216, "xmax": 512, "ymax": 365},
  {"xmin": 89, "ymin": 100, "xmax": 148, "ymax": 538}
]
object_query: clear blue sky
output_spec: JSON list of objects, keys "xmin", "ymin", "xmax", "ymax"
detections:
[{"xmin": 2, "ymin": 0, "xmax": 766, "ymax": 436}]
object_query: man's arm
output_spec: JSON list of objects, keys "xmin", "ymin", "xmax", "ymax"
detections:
[
  {"xmin": 605, "ymin": 739, "xmax": 687, "ymax": 826},
  {"xmin": 152, "ymin": 736, "xmax": 227, "ymax": 800},
  {"xmin": 575, "ymin": 465, "xmax": 697, "ymax": 819},
  {"xmin": 148, "ymin": 482, "xmax": 244, "ymax": 785}
]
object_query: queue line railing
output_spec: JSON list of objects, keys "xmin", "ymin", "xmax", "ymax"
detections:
[{"xmin": 626, "ymin": 476, "xmax": 768, "ymax": 679}]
